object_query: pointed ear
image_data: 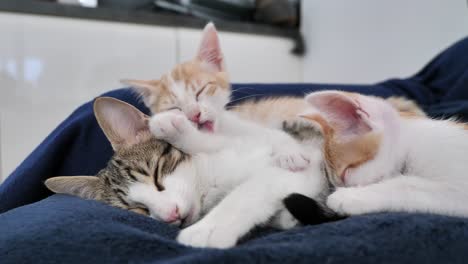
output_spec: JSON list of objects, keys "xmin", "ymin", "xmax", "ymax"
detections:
[
  {"xmin": 45, "ymin": 176, "xmax": 102, "ymax": 200},
  {"xmin": 197, "ymin": 22, "xmax": 225, "ymax": 72},
  {"xmin": 304, "ymin": 91, "xmax": 373, "ymax": 140},
  {"xmin": 94, "ymin": 97, "xmax": 151, "ymax": 150}
]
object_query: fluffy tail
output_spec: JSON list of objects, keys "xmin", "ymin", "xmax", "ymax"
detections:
[{"xmin": 283, "ymin": 193, "xmax": 346, "ymax": 225}]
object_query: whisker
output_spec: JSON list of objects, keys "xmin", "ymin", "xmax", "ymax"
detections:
[
  {"xmin": 229, "ymin": 93, "xmax": 267, "ymax": 104},
  {"xmin": 232, "ymin": 87, "xmax": 260, "ymax": 92}
]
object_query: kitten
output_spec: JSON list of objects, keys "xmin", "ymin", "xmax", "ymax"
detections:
[
  {"xmin": 289, "ymin": 90, "xmax": 468, "ymax": 219},
  {"xmin": 46, "ymin": 98, "xmax": 191, "ymax": 222},
  {"xmin": 122, "ymin": 22, "xmax": 310, "ymax": 172},
  {"xmin": 46, "ymin": 97, "xmax": 328, "ymax": 248}
]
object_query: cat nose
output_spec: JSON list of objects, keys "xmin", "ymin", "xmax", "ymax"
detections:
[
  {"xmin": 189, "ymin": 112, "xmax": 201, "ymax": 123},
  {"xmin": 166, "ymin": 206, "xmax": 180, "ymax": 223}
]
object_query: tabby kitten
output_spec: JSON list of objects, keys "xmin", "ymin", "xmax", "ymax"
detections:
[{"xmin": 46, "ymin": 97, "xmax": 191, "ymax": 224}]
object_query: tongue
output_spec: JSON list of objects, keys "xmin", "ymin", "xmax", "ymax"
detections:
[{"xmin": 201, "ymin": 121, "xmax": 214, "ymax": 133}]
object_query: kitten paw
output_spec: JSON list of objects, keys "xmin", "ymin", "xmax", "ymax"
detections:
[
  {"xmin": 274, "ymin": 151, "xmax": 311, "ymax": 172},
  {"xmin": 327, "ymin": 187, "xmax": 380, "ymax": 215},
  {"xmin": 149, "ymin": 112, "xmax": 193, "ymax": 140},
  {"xmin": 177, "ymin": 222, "xmax": 237, "ymax": 249}
]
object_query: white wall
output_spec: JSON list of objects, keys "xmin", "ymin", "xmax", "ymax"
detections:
[
  {"xmin": 301, "ymin": 0, "xmax": 468, "ymax": 84},
  {"xmin": 0, "ymin": 12, "xmax": 301, "ymax": 180},
  {"xmin": 0, "ymin": 13, "xmax": 177, "ymax": 180}
]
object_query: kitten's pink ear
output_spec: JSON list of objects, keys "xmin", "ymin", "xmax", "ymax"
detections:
[
  {"xmin": 94, "ymin": 97, "xmax": 151, "ymax": 150},
  {"xmin": 305, "ymin": 91, "xmax": 373, "ymax": 140},
  {"xmin": 197, "ymin": 22, "xmax": 225, "ymax": 72}
]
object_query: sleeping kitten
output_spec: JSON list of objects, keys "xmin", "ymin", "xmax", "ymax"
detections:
[
  {"xmin": 46, "ymin": 97, "xmax": 328, "ymax": 248},
  {"xmin": 288, "ymin": 90, "xmax": 468, "ymax": 219},
  {"xmin": 122, "ymin": 22, "xmax": 310, "ymax": 172}
]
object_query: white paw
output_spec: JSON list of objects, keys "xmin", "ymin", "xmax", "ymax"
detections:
[
  {"xmin": 274, "ymin": 151, "xmax": 311, "ymax": 172},
  {"xmin": 177, "ymin": 221, "xmax": 237, "ymax": 249},
  {"xmin": 149, "ymin": 112, "xmax": 192, "ymax": 141},
  {"xmin": 326, "ymin": 187, "xmax": 381, "ymax": 215}
]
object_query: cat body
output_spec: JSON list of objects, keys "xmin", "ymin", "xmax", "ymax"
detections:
[
  {"xmin": 46, "ymin": 97, "xmax": 327, "ymax": 249},
  {"xmin": 295, "ymin": 90, "xmax": 468, "ymax": 218},
  {"xmin": 123, "ymin": 23, "xmax": 312, "ymax": 172}
]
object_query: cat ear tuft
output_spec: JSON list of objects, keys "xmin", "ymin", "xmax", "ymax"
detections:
[
  {"xmin": 94, "ymin": 97, "xmax": 151, "ymax": 150},
  {"xmin": 304, "ymin": 91, "xmax": 372, "ymax": 140},
  {"xmin": 45, "ymin": 176, "xmax": 102, "ymax": 200},
  {"xmin": 197, "ymin": 22, "xmax": 225, "ymax": 72}
]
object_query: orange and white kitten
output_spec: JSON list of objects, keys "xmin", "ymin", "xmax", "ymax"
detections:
[
  {"xmin": 123, "ymin": 23, "xmax": 310, "ymax": 171},
  {"xmin": 299, "ymin": 90, "xmax": 468, "ymax": 217}
]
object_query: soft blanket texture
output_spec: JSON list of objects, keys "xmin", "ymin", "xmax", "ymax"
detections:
[{"xmin": 1, "ymin": 37, "xmax": 468, "ymax": 263}]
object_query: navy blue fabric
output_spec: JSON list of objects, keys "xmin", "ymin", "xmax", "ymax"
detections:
[
  {"xmin": 1, "ymin": 194, "xmax": 468, "ymax": 264},
  {"xmin": 0, "ymin": 37, "xmax": 468, "ymax": 263}
]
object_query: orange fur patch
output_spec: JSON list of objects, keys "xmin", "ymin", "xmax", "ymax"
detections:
[
  {"xmin": 302, "ymin": 113, "xmax": 381, "ymax": 185},
  {"xmin": 129, "ymin": 59, "xmax": 230, "ymax": 114},
  {"xmin": 232, "ymin": 97, "xmax": 308, "ymax": 125}
]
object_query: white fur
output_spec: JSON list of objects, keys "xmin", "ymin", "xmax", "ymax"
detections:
[
  {"xmin": 308, "ymin": 92, "xmax": 468, "ymax": 218},
  {"xmin": 158, "ymin": 77, "xmax": 312, "ymax": 172},
  {"xmin": 142, "ymin": 112, "xmax": 327, "ymax": 248}
]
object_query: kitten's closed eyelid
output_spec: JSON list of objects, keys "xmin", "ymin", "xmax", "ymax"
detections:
[
  {"xmin": 129, "ymin": 205, "xmax": 150, "ymax": 216},
  {"xmin": 167, "ymin": 107, "xmax": 182, "ymax": 112},
  {"xmin": 153, "ymin": 162, "xmax": 165, "ymax": 191},
  {"xmin": 196, "ymin": 83, "xmax": 212, "ymax": 100}
]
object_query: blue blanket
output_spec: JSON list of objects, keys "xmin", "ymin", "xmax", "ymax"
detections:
[{"xmin": 1, "ymin": 37, "xmax": 468, "ymax": 263}]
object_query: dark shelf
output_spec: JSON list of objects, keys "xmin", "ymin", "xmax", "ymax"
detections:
[{"xmin": 0, "ymin": 0, "xmax": 304, "ymax": 55}]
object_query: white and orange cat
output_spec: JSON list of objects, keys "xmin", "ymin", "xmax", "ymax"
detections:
[
  {"xmin": 294, "ymin": 90, "xmax": 468, "ymax": 218},
  {"xmin": 123, "ymin": 23, "xmax": 311, "ymax": 172}
]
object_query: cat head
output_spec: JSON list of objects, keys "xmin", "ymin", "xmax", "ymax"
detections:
[
  {"xmin": 301, "ymin": 91, "xmax": 401, "ymax": 187},
  {"xmin": 122, "ymin": 23, "xmax": 230, "ymax": 133},
  {"xmin": 45, "ymin": 97, "xmax": 202, "ymax": 227}
]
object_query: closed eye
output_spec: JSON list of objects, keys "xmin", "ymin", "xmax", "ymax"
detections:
[
  {"xmin": 129, "ymin": 206, "xmax": 150, "ymax": 216},
  {"xmin": 153, "ymin": 161, "xmax": 165, "ymax": 191},
  {"xmin": 196, "ymin": 83, "xmax": 213, "ymax": 100},
  {"xmin": 166, "ymin": 106, "xmax": 182, "ymax": 112}
]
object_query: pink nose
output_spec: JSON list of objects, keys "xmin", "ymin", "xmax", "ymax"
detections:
[
  {"xmin": 166, "ymin": 206, "xmax": 180, "ymax": 223},
  {"xmin": 189, "ymin": 112, "xmax": 201, "ymax": 123}
]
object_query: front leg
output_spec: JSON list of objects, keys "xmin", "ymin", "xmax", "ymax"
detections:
[
  {"xmin": 221, "ymin": 112, "xmax": 312, "ymax": 172},
  {"xmin": 177, "ymin": 168, "xmax": 312, "ymax": 248},
  {"xmin": 149, "ymin": 112, "xmax": 228, "ymax": 154},
  {"xmin": 327, "ymin": 175, "xmax": 468, "ymax": 217}
]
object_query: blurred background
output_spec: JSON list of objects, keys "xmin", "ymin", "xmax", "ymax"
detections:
[{"xmin": 0, "ymin": 0, "xmax": 467, "ymax": 181}]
